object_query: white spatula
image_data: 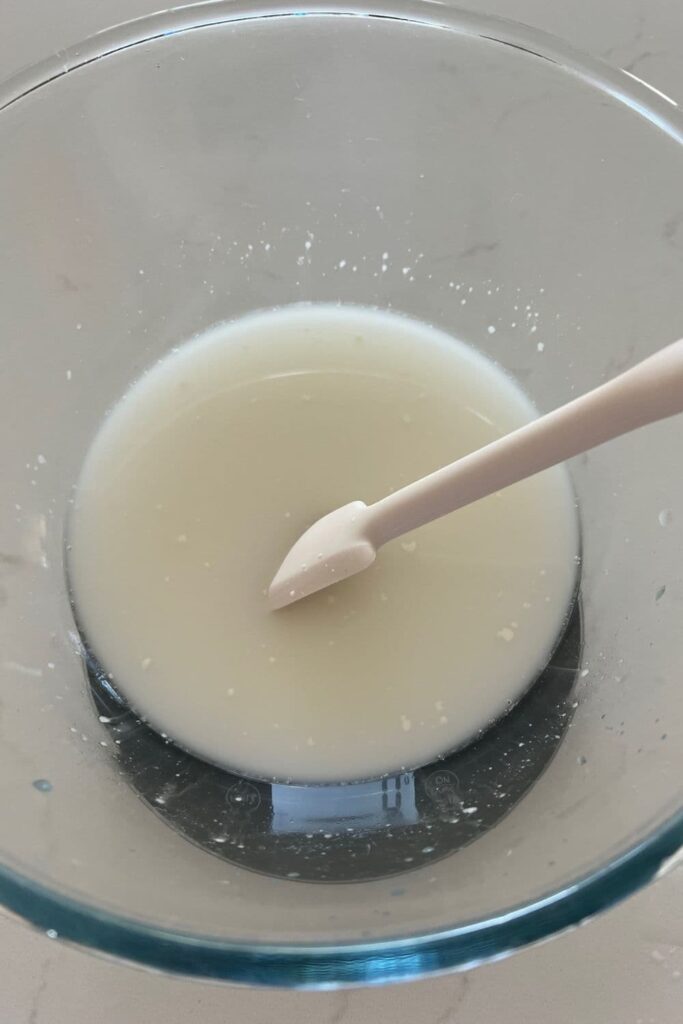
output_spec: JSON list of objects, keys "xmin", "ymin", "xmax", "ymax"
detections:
[{"xmin": 269, "ymin": 337, "xmax": 683, "ymax": 610}]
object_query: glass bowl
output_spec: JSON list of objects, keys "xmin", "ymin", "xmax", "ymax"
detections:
[{"xmin": 0, "ymin": 0, "xmax": 682, "ymax": 988}]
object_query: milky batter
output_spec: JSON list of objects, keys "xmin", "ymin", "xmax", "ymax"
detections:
[{"xmin": 69, "ymin": 304, "xmax": 578, "ymax": 783}]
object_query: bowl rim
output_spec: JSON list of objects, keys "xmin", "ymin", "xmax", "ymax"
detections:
[
  {"xmin": 1, "ymin": 0, "xmax": 682, "ymax": 987},
  {"xmin": 1, "ymin": 812, "xmax": 681, "ymax": 985}
]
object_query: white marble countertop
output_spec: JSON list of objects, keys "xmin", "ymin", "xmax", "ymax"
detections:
[{"xmin": 1, "ymin": 1, "xmax": 682, "ymax": 1020}]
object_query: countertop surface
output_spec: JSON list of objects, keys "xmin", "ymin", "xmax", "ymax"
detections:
[{"xmin": 1, "ymin": 0, "xmax": 682, "ymax": 1020}]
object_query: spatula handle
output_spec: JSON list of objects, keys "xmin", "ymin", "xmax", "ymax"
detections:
[{"xmin": 369, "ymin": 338, "xmax": 683, "ymax": 546}]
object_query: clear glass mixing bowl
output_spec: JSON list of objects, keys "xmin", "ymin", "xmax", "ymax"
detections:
[{"xmin": 0, "ymin": 0, "xmax": 681, "ymax": 988}]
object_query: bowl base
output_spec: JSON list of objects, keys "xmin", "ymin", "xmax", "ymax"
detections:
[{"xmin": 83, "ymin": 602, "xmax": 582, "ymax": 883}]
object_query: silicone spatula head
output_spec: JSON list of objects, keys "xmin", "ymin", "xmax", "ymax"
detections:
[{"xmin": 268, "ymin": 502, "xmax": 376, "ymax": 610}]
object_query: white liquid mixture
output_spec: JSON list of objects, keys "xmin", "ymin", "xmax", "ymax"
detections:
[{"xmin": 69, "ymin": 305, "xmax": 578, "ymax": 783}]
